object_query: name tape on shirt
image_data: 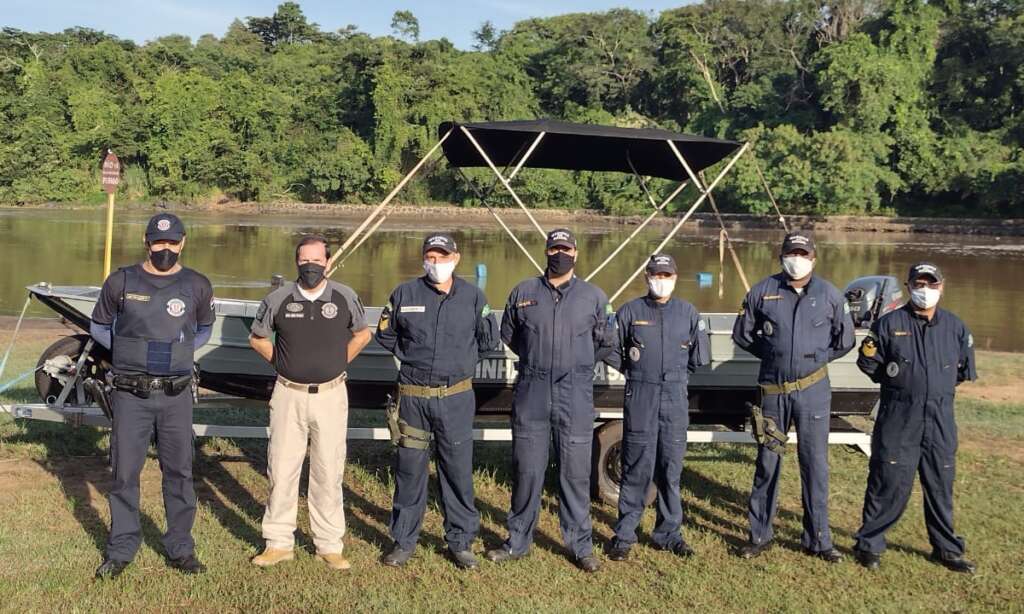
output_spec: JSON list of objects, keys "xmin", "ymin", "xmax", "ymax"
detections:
[
  {"xmin": 516, "ymin": 300, "xmax": 537, "ymax": 308},
  {"xmin": 763, "ymin": 295, "xmax": 782, "ymax": 301},
  {"xmin": 125, "ymin": 293, "xmax": 150, "ymax": 302},
  {"xmin": 400, "ymin": 305, "xmax": 426, "ymax": 313},
  {"xmin": 893, "ymin": 331, "xmax": 909, "ymax": 336},
  {"xmin": 633, "ymin": 320, "xmax": 651, "ymax": 326}
]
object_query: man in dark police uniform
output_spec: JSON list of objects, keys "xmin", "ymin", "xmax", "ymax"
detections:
[{"xmin": 90, "ymin": 213, "xmax": 215, "ymax": 578}]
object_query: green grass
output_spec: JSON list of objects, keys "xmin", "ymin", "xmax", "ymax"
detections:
[{"xmin": 1, "ymin": 335, "xmax": 1023, "ymax": 611}]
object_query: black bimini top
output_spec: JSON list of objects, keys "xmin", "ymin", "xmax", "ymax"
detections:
[{"xmin": 439, "ymin": 119, "xmax": 741, "ymax": 181}]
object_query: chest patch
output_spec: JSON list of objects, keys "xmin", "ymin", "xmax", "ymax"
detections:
[
  {"xmin": 886, "ymin": 362, "xmax": 900, "ymax": 377},
  {"xmin": 125, "ymin": 293, "xmax": 150, "ymax": 302},
  {"xmin": 321, "ymin": 303, "xmax": 338, "ymax": 319},
  {"xmin": 166, "ymin": 298, "xmax": 186, "ymax": 318},
  {"xmin": 629, "ymin": 346, "xmax": 641, "ymax": 362},
  {"xmin": 400, "ymin": 305, "xmax": 426, "ymax": 313},
  {"xmin": 286, "ymin": 302, "xmax": 304, "ymax": 313},
  {"xmin": 763, "ymin": 321, "xmax": 774, "ymax": 336}
]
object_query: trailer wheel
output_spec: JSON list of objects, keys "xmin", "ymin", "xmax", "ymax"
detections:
[
  {"xmin": 592, "ymin": 420, "xmax": 656, "ymax": 507},
  {"xmin": 34, "ymin": 334, "xmax": 110, "ymax": 405}
]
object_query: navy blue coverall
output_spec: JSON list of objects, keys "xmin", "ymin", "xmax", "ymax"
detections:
[
  {"xmin": 375, "ymin": 275, "xmax": 498, "ymax": 553},
  {"xmin": 500, "ymin": 275, "xmax": 615, "ymax": 559},
  {"xmin": 732, "ymin": 273, "xmax": 855, "ymax": 551},
  {"xmin": 605, "ymin": 296, "xmax": 710, "ymax": 550},
  {"xmin": 854, "ymin": 305, "xmax": 976, "ymax": 557}
]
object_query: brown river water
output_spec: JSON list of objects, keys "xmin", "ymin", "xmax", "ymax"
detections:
[{"xmin": 1, "ymin": 209, "xmax": 1021, "ymax": 351}]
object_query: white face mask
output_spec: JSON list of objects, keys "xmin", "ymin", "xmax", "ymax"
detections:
[
  {"xmin": 910, "ymin": 287, "xmax": 941, "ymax": 310},
  {"xmin": 781, "ymin": 255, "xmax": 814, "ymax": 280},
  {"xmin": 647, "ymin": 276, "xmax": 676, "ymax": 299},
  {"xmin": 423, "ymin": 259, "xmax": 456, "ymax": 284}
]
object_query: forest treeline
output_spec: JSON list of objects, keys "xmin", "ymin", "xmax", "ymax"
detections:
[{"xmin": 0, "ymin": 0, "xmax": 1020, "ymax": 216}]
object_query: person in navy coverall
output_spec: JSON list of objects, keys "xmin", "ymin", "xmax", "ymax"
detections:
[
  {"xmin": 853, "ymin": 262, "xmax": 977, "ymax": 574},
  {"xmin": 604, "ymin": 254, "xmax": 710, "ymax": 562},
  {"xmin": 486, "ymin": 228, "xmax": 615, "ymax": 573},
  {"xmin": 731, "ymin": 232, "xmax": 855, "ymax": 562}
]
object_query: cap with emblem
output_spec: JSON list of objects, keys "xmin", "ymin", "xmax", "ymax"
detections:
[
  {"xmin": 145, "ymin": 213, "xmax": 186, "ymax": 242},
  {"xmin": 645, "ymin": 254, "xmax": 677, "ymax": 275},
  {"xmin": 907, "ymin": 262, "xmax": 943, "ymax": 283},
  {"xmin": 546, "ymin": 228, "xmax": 576, "ymax": 250},
  {"xmin": 422, "ymin": 233, "xmax": 458, "ymax": 255},
  {"xmin": 780, "ymin": 232, "xmax": 815, "ymax": 255}
]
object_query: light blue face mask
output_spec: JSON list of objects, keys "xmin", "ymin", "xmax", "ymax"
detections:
[{"xmin": 910, "ymin": 287, "xmax": 941, "ymax": 309}]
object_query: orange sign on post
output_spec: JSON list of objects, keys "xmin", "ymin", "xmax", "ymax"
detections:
[{"xmin": 101, "ymin": 151, "xmax": 121, "ymax": 278}]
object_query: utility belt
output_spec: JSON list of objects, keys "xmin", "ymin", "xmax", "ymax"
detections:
[
  {"xmin": 398, "ymin": 377, "xmax": 473, "ymax": 399},
  {"xmin": 758, "ymin": 366, "xmax": 828, "ymax": 396},
  {"xmin": 111, "ymin": 373, "xmax": 193, "ymax": 399},
  {"xmin": 384, "ymin": 378, "xmax": 474, "ymax": 450},
  {"xmin": 276, "ymin": 372, "xmax": 347, "ymax": 394}
]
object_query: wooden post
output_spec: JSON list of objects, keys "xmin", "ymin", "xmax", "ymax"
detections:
[{"xmin": 100, "ymin": 151, "xmax": 121, "ymax": 279}]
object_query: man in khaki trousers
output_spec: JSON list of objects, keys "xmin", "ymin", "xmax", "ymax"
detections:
[{"xmin": 248, "ymin": 235, "xmax": 371, "ymax": 570}]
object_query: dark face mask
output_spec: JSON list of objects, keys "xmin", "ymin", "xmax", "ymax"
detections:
[
  {"xmin": 297, "ymin": 263, "xmax": 326, "ymax": 289},
  {"xmin": 149, "ymin": 248, "xmax": 179, "ymax": 272},
  {"xmin": 546, "ymin": 251, "xmax": 575, "ymax": 277}
]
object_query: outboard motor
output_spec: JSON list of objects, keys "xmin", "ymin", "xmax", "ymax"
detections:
[{"xmin": 844, "ymin": 276, "xmax": 904, "ymax": 328}]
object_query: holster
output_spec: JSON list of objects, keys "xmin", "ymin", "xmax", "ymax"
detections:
[
  {"xmin": 112, "ymin": 374, "xmax": 193, "ymax": 399},
  {"xmin": 384, "ymin": 391, "xmax": 431, "ymax": 450},
  {"xmin": 747, "ymin": 402, "xmax": 789, "ymax": 454},
  {"xmin": 83, "ymin": 378, "xmax": 113, "ymax": 421}
]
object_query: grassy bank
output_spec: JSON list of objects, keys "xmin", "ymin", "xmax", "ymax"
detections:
[{"xmin": 1, "ymin": 330, "xmax": 1022, "ymax": 611}]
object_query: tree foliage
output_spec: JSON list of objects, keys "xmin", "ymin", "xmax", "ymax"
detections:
[{"xmin": 0, "ymin": 1, "xmax": 1020, "ymax": 216}]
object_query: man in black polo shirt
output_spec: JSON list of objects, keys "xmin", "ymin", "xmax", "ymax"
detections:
[{"xmin": 248, "ymin": 235, "xmax": 370, "ymax": 571}]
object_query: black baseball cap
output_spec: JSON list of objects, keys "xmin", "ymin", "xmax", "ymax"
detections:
[
  {"xmin": 646, "ymin": 254, "xmax": 677, "ymax": 275},
  {"xmin": 145, "ymin": 213, "xmax": 185, "ymax": 242},
  {"xmin": 546, "ymin": 228, "xmax": 576, "ymax": 250},
  {"xmin": 781, "ymin": 231, "xmax": 815, "ymax": 255},
  {"xmin": 908, "ymin": 262, "xmax": 943, "ymax": 283},
  {"xmin": 422, "ymin": 233, "xmax": 458, "ymax": 255}
]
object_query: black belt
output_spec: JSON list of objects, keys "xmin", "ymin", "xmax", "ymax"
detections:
[{"xmin": 112, "ymin": 374, "xmax": 192, "ymax": 398}]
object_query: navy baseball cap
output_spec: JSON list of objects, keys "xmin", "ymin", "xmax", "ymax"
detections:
[
  {"xmin": 145, "ymin": 213, "xmax": 185, "ymax": 242},
  {"xmin": 646, "ymin": 254, "xmax": 677, "ymax": 275},
  {"xmin": 422, "ymin": 233, "xmax": 458, "ymax": 255},
  {"xmin": 546, "ymin": 228, "xmax": 576, "ymax": 250},
  {"xmin": 781, "ymin": 231, "xmax": 815, "ymax": 255},
  {"xmin": 908, "ymin": 262, "xmax": 943, "ymax": 283}
]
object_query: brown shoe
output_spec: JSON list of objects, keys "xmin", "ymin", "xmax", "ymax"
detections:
[
  {"xmin": 317, "ymin": 552, "xmax": 352, "ymax": 571},
  {"xmin": 251, "ymin": 548, "xmax": 294, "ymax": 567}
]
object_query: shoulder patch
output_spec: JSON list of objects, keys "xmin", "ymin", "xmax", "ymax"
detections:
[
  {"xmin": 967, "ymin": 334, "xmax": 973, "ymax": 348},
  {"xmin": 698, "ymin": 319, "xmax": 707, "ymax": 331},
  {"xmin": 844, "ymin": 302, "xmax": 851, "ymax": 314},
  {"xmin": 482, "ymin": 304, "xmax": 492, "ymax": 317},
  {"xmin": 605, "ymin": 303, "xmax": 614, "ymax": 315}
]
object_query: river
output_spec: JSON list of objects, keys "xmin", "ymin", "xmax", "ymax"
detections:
[{"xmin": 1, "ymin": 209, "xmax": 1021, "ymax": 352}]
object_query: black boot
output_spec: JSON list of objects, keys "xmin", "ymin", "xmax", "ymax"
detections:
[
  {"xmin": 931, "ymin": 550, "xmax": 976, "ymax": 574},
  {"xmin": 607, "ymin": 544, "xmax": 631, "ymax": 562},
  {"xmin": 665, "ymin": 540, "xmax": 695, "ymax": 558},
  {"xmin": 485, "ymin": 547, "xmax": 527, "ymax": 564},
  {"xmin": 94, "ymin": 558, "xmax": 129, "ymax": 579},
  {"xmin": 168, "ymin": 554, "xmax": 206, "ymax": 575},
  {"xmin": 382, "ymin": 543, "xmax": 414, "ymax": 567},
  {"xmin": 575, "ymin": 554, "xmax": 601, "ymax": 573},
  {"xmin": 449, "ymin": 549, "xmax": 479, "ymax": 570},
  {"xmin": 804, "ymin": 547, "xmax": 843, "ymax": 563},
  {"xmin": 855, "ymin": 549, "xmax": 881, "ymax": 570},
  {"xmin": 737, "ymin": 540, "xmax": 772, "ymax": 559}
]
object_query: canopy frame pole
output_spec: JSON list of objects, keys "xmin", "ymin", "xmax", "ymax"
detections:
[
  {"xmin": 666, "ymin": 140, "xmax": 708, "ymax": 194},
  {"xmin": 584, "ymin": 179, "xmax": 689, "ymax": 282},
  {"xmin": 456, "ymin": 167, "xmax": 544, "ymax": 273},
  {"xmin": 610, "ymin": 142, "xmax": 751, "ymax": 303},
  {"xmin": 459, "ymin": 126, "xmax": 548, "ymax": 239},
  {"xmin": 752, "ymin": 157, "xmax": 789, "ymax": 232},
  {"xmin": 699, "ymin": 170, "xmax": 751, "ymax": 292},
  {"xmin": 326, "ymin": 128, "xmax": 453, "ymax": 276}
]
